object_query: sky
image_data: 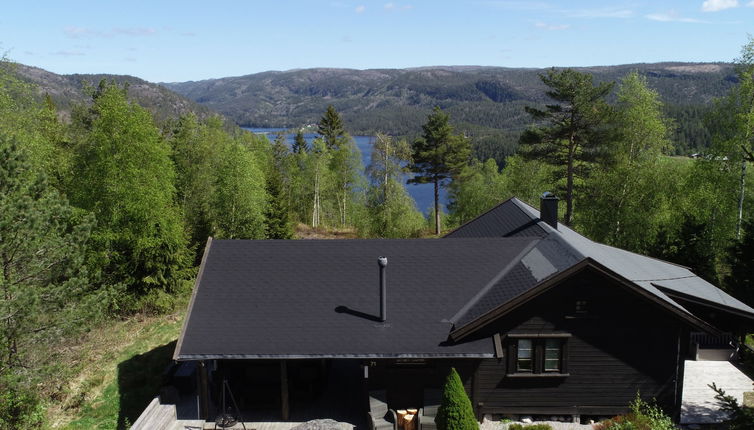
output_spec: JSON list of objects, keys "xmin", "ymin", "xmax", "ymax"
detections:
[{"xmin": 1, "ymin": 0, "xmax": 753, "ymax": 83}]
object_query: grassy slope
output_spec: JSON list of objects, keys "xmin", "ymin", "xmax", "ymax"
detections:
[{"xmin": 45, "ymin": 310, "xmax": 185, "ymax": 430}]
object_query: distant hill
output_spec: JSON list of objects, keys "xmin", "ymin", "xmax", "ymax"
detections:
[
  {"xmin": 164, "ymin": 63, "xmax": 737, "ymax": 157},
  {"xmin": 12, "ymin": 64, "xmax": 218, "ymax": 124}
]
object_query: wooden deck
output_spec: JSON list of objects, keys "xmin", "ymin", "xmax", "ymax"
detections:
[{"xmin": 681, "ymin": 359, "xmax": 754, "ymax": 424}]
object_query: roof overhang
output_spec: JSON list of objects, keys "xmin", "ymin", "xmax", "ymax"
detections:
[
  {"xmin": 174, "ymin": 352, "xmax": 495, "ymax": 361},
  {"xmin": 449, "ymin": 257, "xmax": 720, "ymax": 342},
  {"xmin": 173, "ymin": 236, "xmax": 213, "ymax": 361},
  {"xmin": 654, "ymin": 284, "xmax": 754, "ymax": 321}
]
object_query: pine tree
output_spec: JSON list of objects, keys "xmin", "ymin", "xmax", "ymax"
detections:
[
  {"xmin": 409, "ymin": 107, "xmax": 470, "ymax": 235},
  {"xmin": 436, "ymin": 368, "xmax": 477, "ymax": 430},
  {"xmin": 0, "ymin": 135, "xmax": 93, "ymax": 369},
  {"xmin": 519, "ymin": 68, "xmax": 614, "ymax": 226},
  {"xmin": 318, "ymin": 105, "xmax": 346, "ymax": 149}
]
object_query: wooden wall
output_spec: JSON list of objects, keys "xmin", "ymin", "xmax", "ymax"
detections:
[{"xmin": 464, "ymin": 267, "xmax": 689, "ymax": 418}]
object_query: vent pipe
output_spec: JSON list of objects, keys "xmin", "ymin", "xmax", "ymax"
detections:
[
  {"xmin": 378, "ymin": 257, "xmax": 387, "ymax": 322},
  {"xmin": 540, "ymin": 192, "xmax": 559, "ymax": 229}
]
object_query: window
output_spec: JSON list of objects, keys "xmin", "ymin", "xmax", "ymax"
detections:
[
  {"xmin": 516, "ymin": 339, "xmax": 533, "ymax": 372},
  {"xmin": 544, "ymin": 339, "xmax": 562, "ymax": 372},
  {"xmin": 507, "ymin": 336, "xmax": 568, "ymax": 376}
]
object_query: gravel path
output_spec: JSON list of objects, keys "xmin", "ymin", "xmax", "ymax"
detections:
[{"xmin": 480, "ymin": 417, "xmax": 595, "ymax": 430}]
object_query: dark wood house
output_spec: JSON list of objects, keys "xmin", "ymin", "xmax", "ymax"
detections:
[{"xmin": 173, "ymin": 195, "xmax": 754, "ymax": 424}]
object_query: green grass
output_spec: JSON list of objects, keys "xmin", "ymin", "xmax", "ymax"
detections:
[{"xmin": 45, "ymin": 312, "xmax": 184, "ymax": 430}]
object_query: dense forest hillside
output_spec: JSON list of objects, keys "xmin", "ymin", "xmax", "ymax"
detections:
[
  {"xmin": 164, "ymin": 63, "xmax": 736, "ymax": 155},
  {"xmin": 12, "ymin": 64, "xmax": 217, "ymax": 123}
]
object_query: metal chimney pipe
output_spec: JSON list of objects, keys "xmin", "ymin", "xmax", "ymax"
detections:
[{"xmin": 378, "ymin": 257, "xmax": 387, "ymax": 322}]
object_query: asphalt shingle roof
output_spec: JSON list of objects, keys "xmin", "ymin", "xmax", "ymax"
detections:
[{"xmin": 175, "ymin": 238, "xmax": 536, "ymax": 360}]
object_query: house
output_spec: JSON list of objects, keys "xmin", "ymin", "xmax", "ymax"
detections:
[{"xmin": 172, "ymin": 194, "xmax": 754, "ymax": 424}]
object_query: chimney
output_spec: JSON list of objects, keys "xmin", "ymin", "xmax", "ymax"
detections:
[
  {"xmin": 540, "ymin": 192, "xmax": 559, "ymax": 229},
  {"xmin": 378, "ymin": 257, "xmax": 387, "ymax": 322}
]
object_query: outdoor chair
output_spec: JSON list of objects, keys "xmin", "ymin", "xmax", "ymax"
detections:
[
  {"xmin": 368, "ymin": 390, "xmax": 397, "ymax": 430},
  {"xmin": 417, "ymin": 389, "xmax": 441, "ymax": 430}
]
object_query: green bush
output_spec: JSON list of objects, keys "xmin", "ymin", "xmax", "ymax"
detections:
[
  {"xmin": 508, "ymin": 424, "xmax": 552, "ymax": 430},
  {"xmin": 0, "ymin": 376, "xmax": 44, "ymax": 428},
  {"xmin": 593, "ymin": 395, "xmax": 676, "ymax": 430},
  {"xmin": 436, "ymin": 367, "xmax": 478, "ymax": 430}
]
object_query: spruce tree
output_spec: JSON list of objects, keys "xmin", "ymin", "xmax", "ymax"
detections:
[
  {"xmin": 292, "ymin": 129, "xmax": 309, "ymax": 153},
  {"xmin": 409, "ymin": 107, "xmax": 470, "ymax": 235},
  {"xmin": 318, "ymin": 105, "xmax": 346, "ymax": 149},
  {"xmin": 436, "ymin": 367, "xmax": 477, "ymax": 430}
]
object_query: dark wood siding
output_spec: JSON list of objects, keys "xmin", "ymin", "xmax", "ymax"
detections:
[{"xmin": 466, "ymin": 267, "xmax": 688, "ymax": 417}]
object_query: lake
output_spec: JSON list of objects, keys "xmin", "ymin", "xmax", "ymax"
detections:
[{"xmin": 245, "ymin": 128, "xmax": 448, "ymax": 215}]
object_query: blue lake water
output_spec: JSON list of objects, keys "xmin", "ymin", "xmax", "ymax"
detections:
[{"xmin": 244, "ymin": 128, "xmax": 448, "ymax": 214}]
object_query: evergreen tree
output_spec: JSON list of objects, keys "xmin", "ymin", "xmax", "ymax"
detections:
[
  {"xmin": 409, "ymin": 107, "xmax": 471, "ymax": 235},
  {"xmin": 436, "ymin": 368, "xmax": 477, "ymax": 430},
  {"xmin": 318, "ymin": 105, "xmax": 346, "ymax": 149},
  {"xmin": 264, "ymin": 170, "xmax": 294, "ymax": 239},
  {"xmin": 519, "ymin": 68, "xmax": 614, "ymax": 226},
  {"xmin": 0, "ymin": 135, "xmax": 94, "ymax": 370},
  {"xmin": 650, "ymin": 215, "xmax": 719, "ymax": 284},
  {"xmin": 724, "ymin": 219, "xmax": 754, "ymax": 307},
  {"xmin": 292, "ymin": 129, "xmax": 308, "ymax": 153}
]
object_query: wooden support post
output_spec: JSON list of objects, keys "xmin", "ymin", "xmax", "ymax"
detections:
[
  {"xmin": 280, "ymin": 361, "xmax": 290, "ymax": 420},
  {"xmin": 198, "ymin": 360, "xmax": 209, "ymax": 420}
]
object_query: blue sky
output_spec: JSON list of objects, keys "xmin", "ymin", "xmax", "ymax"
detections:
[{"xmin": 1, "ymin": 0, "xmax": 752, "ymax": 83}]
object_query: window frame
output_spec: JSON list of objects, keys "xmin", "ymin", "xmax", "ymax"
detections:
[{"xmin": 506, "ymin": 334, "xmax": 569, "ymax": 377}]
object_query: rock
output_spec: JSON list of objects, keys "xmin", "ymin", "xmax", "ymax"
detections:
[
  {"xmin": 290, "ymin": 419, "xmax": 353, "ymax": 430},
  {"xmin": 521, "ymin": 416, "xmax": 533, "ymax": 424}
]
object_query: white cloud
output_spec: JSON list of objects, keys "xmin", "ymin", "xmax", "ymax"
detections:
[
  {"xmin": 384, "ymin": 2, "xmax": 395, "ymax": 10},
  {"xmin": 113, "ymin": 27, "xmax": 156, "ymax": 36},
  {"xmin": 355, "ymin": 5, "xmax": 365, "ymax": 13},
  {"xmin": 748, "ymin": 0, "xmax": 754, "ymax": 6},
  {"xmin": 701, "ymin": 0, "xmax": 738, "ymax": 11},
  {"xmin": 646, "ymin": 10, "xmax": 704, "ymax": 22},
  {"xmin": 534, "ymin": 21, "xmax": 570, "ymax": 30}
]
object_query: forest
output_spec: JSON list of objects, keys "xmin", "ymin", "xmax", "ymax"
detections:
[{"xmin": 1, "ymin": 37, "xmax": 754, "ymax": 428}]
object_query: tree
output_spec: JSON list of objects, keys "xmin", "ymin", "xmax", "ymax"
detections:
[
  {"xmin": 435, "ymin": 368, "xmax": 477, "ymax": 430},
  {"xmin": 650, "ymin": 215, "xmax": 719, "ymax": 284},
  {"xmin": 410, "ymin": 107, "xmax": 471, "ymax": 235},
  {"xmin": 0, "ymin": 136, "xmax": 94, "ymax": 371},
  {"xmin": 292, "ymin": 129, "xmax": 308, "ymax": 154},
  {"xmin": 318, "ymin": 105, "xmax": 346, "ymax": 149},
  {"xmin": 365, "ymin": 133, "xmax": 424, "ymax": 237},
  {"xmin": 724, "ymin": 219, "xmax": 754, "ymax": 307},
  {"xmin": 447, "ymin": 158, "xmax": 505, "ymax": 227},
  {"xmin": 70, "ymin": 82, "xmax": 189, "ymax": 303},
  {"xmin": 519, "ymin": 68, "xmax": 614, "ymax": 226},
  {"xmin": 578, "ymin": 72, "xmax": 672, "ymax": 252},
  {"xmin": 212, "ymin": 139, "xmax": 268, "ymax": 239},
  {"xmin": 329, "ymin": 135, "xmax": 364, "ymax": 227}
]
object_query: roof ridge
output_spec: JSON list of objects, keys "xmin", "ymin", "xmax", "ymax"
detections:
[{"xmin": 449, "ymin": 239, "xmax": 540, "ymax": 325}]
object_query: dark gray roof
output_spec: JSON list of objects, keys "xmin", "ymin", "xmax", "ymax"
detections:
[
  {"xmin": 176, "ymin": 197, "xmax": 754, "ymax": 361},
  {"xmin": 175, "ymin": 238, "xmax": 536, "ymax": 360},
  {"xmin": 444, "ymin": 198, "xmax": 547, "ymax": 238},
  {"xmin": 446, "ymin": 198, "xmax": 754, "ymax": 330}
]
